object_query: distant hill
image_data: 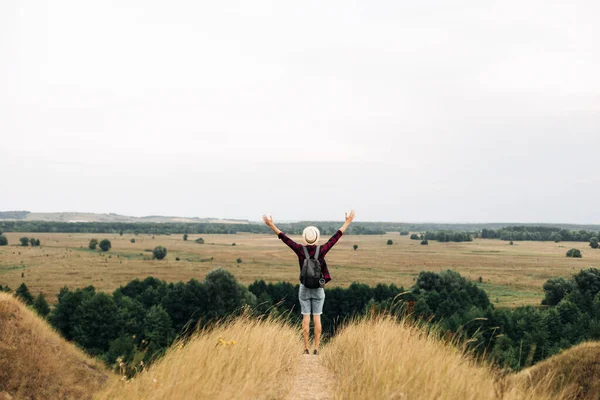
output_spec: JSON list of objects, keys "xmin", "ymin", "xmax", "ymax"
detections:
[
  {"xmin": 0, "ymin": 211, "xmax": 249, "ymax": 224},
  {"xmin": 0, "ymin": 292, "xmax": 112, "ymax": 399}
]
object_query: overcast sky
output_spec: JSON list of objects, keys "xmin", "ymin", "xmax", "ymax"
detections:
[{"xmin": 1, "ymin": 1, "xmax": 598, "ymax": 223}]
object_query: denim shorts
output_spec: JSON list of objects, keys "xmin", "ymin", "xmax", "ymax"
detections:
[{"xmin": 299, "ymin": 284, "xmax": 325, "ymax": 315}]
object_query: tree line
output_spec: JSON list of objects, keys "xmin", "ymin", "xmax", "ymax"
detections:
[
  {"xmin": 480, "ymin": 226, "xmax": 600, "ymax": 244},
  {"xmin": 5, "ymin": 267, "xmax": 600, "ymax": 374}
]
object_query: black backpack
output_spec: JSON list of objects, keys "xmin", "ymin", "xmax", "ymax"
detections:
[{"xmin": 300, "ymin": 246, "xmax": 324, "ymax": 289}]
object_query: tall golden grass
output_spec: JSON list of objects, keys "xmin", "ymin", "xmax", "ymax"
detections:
[
  {"xmin": 96, "ymin": 315, "xmax": 301, "ymax": 400},
  {"xmin": 0, "ymin": 292, "xmax": 111, "ymax": 399},
  {"xmin": 322, "ymin": 315, "xmax": 575, "ymax": 400}
]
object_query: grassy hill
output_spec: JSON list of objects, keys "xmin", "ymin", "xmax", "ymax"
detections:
[
  {"xmin": 1, "ymin": 291, "xmax": 596, "ymax": 399},
  {"xmin": 517, "ymin": 342, "xmax": 600, "ymax": 400},
  {"xmin": 0, "ymin": 292, "xmax": 112, "ymax": 399}
]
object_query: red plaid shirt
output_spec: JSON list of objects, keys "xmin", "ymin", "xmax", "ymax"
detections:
[{"xmin": 278, "ymin": 230, "xmax": 343, "ymax": 284}]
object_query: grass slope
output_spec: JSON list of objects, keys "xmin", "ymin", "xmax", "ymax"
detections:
[
  {"xmin": 518, "ymin": 342, "xmax": 600, "ymax": 399},
  {"xmin": 0, "ymin": 292, "xmax": 112, "ymax": 399}
]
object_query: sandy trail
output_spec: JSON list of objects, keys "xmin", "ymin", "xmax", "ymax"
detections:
[{"xmin": 285, "ymin": 354, "xmax": 334, "ymax": 400}]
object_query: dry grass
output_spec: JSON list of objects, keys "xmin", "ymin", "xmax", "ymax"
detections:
[
  {"xmin": 2, "ymin": 232, "xmax": 597, "ymax": 307},
  {"xmin": 96, "ymin": 315, "xmax": 301, "ymax": 400},
  {"xmin": 0, "ymin": 292, "xmax": 112, "ymax": 399},
  {"xmin": 322, "ymin": 315, "xmax": 575, "ymax": 400},
  {"xmin": 516, "ymin": 342, "xmax": 600, "ymax": 399}
]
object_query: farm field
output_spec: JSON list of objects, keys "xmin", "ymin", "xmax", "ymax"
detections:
[{"xmin": 1, "ymin": 232, "xmax": 598, "ymax": 307}]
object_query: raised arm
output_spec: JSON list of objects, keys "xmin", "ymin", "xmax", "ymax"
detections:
[
  {"xmin": 263, "ymin": 214, "xmax": 303, "ymax": 254},
  {"xmin": 262, "ymin": 215, "xmax": 281, "ymax": 235},
  {"xmin": 321, "ymin": 210, "xmax": 356, "ymax": 256},
  {"xmin": 339, "ymin": 210, "xmax": 356, "ymax": 234}
]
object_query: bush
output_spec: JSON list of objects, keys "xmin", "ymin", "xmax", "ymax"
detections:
[
  {"xmin": 153, "ymin": 246, "xmax": 167, "ymax": 260},
  {"xmin": 30, "ymin": 238, "xmax": 40, "ymax": 247},
  {"xmin": 0, "ymin": 235, "xmax": 7, "ymax": 246},
  {"xmin": 195, "ymin": 238, "xmax": 205, "ymax": 244},
  {"xmin": 19, "ymin": 237, "xmax": 30, "ymax": 246},
  {"xmin": 509, "ymin": 240, "xmax": 514, "ymax": 245},
  {"xmin": 236, "ymin": 258, "xmax": 243, "ymax": 264},
  {"xmin": 89, "ymin": 239, "xmax": 98, "ymax": 250},
  {"xmin": 387, "ymin": 239, "xmax": 393, "ymax": 245},
  {"xmin": 175, "ymin": 257, "xmax": 180, "ymax": 261},
  {"xmin": 590, "ymin": 237, "xmax": 599, "ymax": 249},
  {"xmin": 15, "ymin": 283, "xmax": 34, "ymax": 305},
  {"xmin": 183, "ymin": 233, "xmax": 188, "ymax": 241},
  {"xmin": 566, "ymin": 248, "xmax": 582, "ymax": 258},
  {"xmin": 420, "ymin": 239, "xmax": 428, "ymax": 245},
  {"xmin": 400, "ymin": 231, "xmax": 409, "ymax": 236},
  {"xmin": 232, "ymin": 243, "xmax": 236, "ymax": 246},
  {"xmin": 353, "ymin": 244, "xmax": 358, "ymax": 251},
  {"xmin": 33, "ymin": 293, "xmax": 51, "ymax": 317},
  {"xmin": 410, "ymin": 234, "xmax": 420, "ymax": 240},
  {"xmin": 130, "ymin": 238, "xmax": 135, "ymax": 243},
  {"xmin": 99, "ymin": 239, "xmax": 111, "ymax": 252}
]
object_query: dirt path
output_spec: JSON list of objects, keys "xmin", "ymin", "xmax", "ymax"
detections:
[{"xmin": 285, "ymin": 354, "xmax": 334, "ymax": 400}]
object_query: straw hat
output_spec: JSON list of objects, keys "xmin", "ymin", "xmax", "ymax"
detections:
[{"xmin": 302, "ymin": 226, "xmax": 320, "ymax": 245}]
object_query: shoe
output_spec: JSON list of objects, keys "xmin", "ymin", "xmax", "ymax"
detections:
[
  {"xmin": 313, "ymin": 349, "xmax": 318, "ymax": 356},
  {"xmin": 303, "ymin": 349, "xmax": 309, "ymax": 355}
]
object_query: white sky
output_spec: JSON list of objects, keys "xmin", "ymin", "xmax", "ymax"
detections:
[{"xmin": 1, "ymin": 0, "xmax": 598, "ymax": 223}]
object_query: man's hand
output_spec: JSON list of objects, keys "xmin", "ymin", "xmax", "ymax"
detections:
[
  {"xmin": 263, "ymin": 215, "xmax": 281, "ymax": 235},
  {"xmin": 262, "ymin": 215, "xmax": 274, "ymax": 226},
  {"xmin": 340, "ymin": 210, "xmax": 356, "ymax": 234},
  {"xmin": 345, "ymin": 210, "xmax": 356, "ymax": 224}
]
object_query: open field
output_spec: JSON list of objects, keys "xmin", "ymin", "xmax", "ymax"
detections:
[{"xmin": 1, "ymin": 232, "xmax": 599, "ymax": 307}]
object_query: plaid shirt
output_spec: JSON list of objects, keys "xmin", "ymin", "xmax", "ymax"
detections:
[{"xmin": 278, "ymin": 230, "xmax": 343, "ymax": 284}]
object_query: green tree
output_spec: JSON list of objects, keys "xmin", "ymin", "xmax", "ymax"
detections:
[
  {"xmin": 421, "ymin": 239, "xmax": 429, "ymax": 245},
  {"xmin": 353, "ymin": 244, "xmax": 358, "ymax": 251},
  {"xmin": 15, "ymin": 282, "xmax": 34, "ymax": 305},
  {"xmin": 410, "ymin": 233, "xmax": 419, "ymax": 240},
  {"xmin": 19, "ymin": 237, "xmax": 30, "ymax": 246},
  {"xmin": 0, "ymin": 235, "xmax": 7, "ymax": 246},
  {"xmin": 153, "ymin": 246, "xmax": 167, "ymax": 260},
  {"xmin": 89, "ymin": 239, "xmax": 98, "ymax": 250},
  {"xmin": 183, "ymin": 233, "xmax": 188, "ymax": 241},
  {"xmin": 119, "ymin": 230, "xmax": 124, "ymax": 236},
  {"xmin": 99, "ymin": 239, "xmax": 111, "ymax": 252},
  {"xmin": 590, "ymin": 237, "xmax": 599, "ymax": 249},
  {"xmin": 542, "ymin": 277, "xmax": 574, "ymax": 306},
  {"xmin": 566, "ymin": 248, "xmax": 582, "ymax": 258},
  {"xmin": 130, "ymin": 238, "xmax": 135, "ymax": 243},
  {"xmin": 33, "ymin": 292, "xmax": 51, "ymax": 317},
  {"xmin": 49, "ymin": 286, "xmax": 96, "ymax": 340},
  {"xmin": 387, "ymin": 239, "xmax": 393, "ymax": 245},
  {"xmin": 71, "ymin": 292, "xmax": 123, "ymax": 354},
  {"xmin": 144, "ymin": 305, "xmax": 174, "ymax": 353}
]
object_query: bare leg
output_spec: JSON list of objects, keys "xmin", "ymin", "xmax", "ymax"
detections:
[
  {"xmin": 313, "ymin": 314, "xmax": 322, "ymax": 350},
  {"xmin": 302, "ymin": 314, "xmax": 310, "ymax": 350}
]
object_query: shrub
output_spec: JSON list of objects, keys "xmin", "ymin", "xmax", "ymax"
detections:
[
  {"xmin": 387, "ymin": 239, "xmax": 393, "ymax": 245},
  {"xmin": 420, "ymin": 239, "xmax": 428, "ymax": 245},
  {"xmin": 183, "ymin": 233, "xmax": 188, "ymax": 241},
  {"xmin": 410, "ymin": 234, "xmax": 420, "ymax": 240},
  {"xmin": 353, "ymin": 244, "xmax": 358, "ymax": 251},
  {"xmin": 509, "ymin": 240, "xmax": 514, "ymax": 245},
  {"xmin": 237, "ymin": 258, "xmax": 243, "ymax": 264},
  {"xmin": 153, "ymin": 246, "xmax": 167, "ymax": 260},
  {"xmin": 20, "ymin": 237, "xmax": 30, "ymax": 246},
  {"xmin": 0, "ymin": 235, "xmax": 7, "ymax": 246},
  {"xmin": 566, "ymin": 248, "xmax": 582, "ymax": 258},
  {"xmin": 176, "ymin": 257, "xmax": 180, "ymax": 261},
  {"xmin": 400, "ymin": 231, "xmax": 409, "ymax": 236},
  {"xmin": 130, "ymin": 238, "xmax": 135, "ymax": 243},
  {"xmin": 33, "ymin": 293, "xmax": 51, "ymax": 317},
  {"xmin": 195, "ymin": 238, "xmax": 205, "ymax": 244},
  {"xmin": 30, "ymin": 238, "xmax": 40, "ymax": 247},
  {"xmin": 16, "ymin": 282, "xmax": 34, "ymax": 305},
  {"xmin": 590, "ymin": 237, "xmax": 599, "ymax": 249},
  {"xmin": 89, "ymin": 239, "xmax": 98, "ymax": 250},
  {"xmin": 119, "ymin": 230, "xmax": 124, "ymax": 236},
  {"xmin": 99, "ymin": 239, "xmax": 111, "ymax": 252},
  {"xmin": 232, "ymin": 243, "xmax": 236, "ymax": 246}
]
